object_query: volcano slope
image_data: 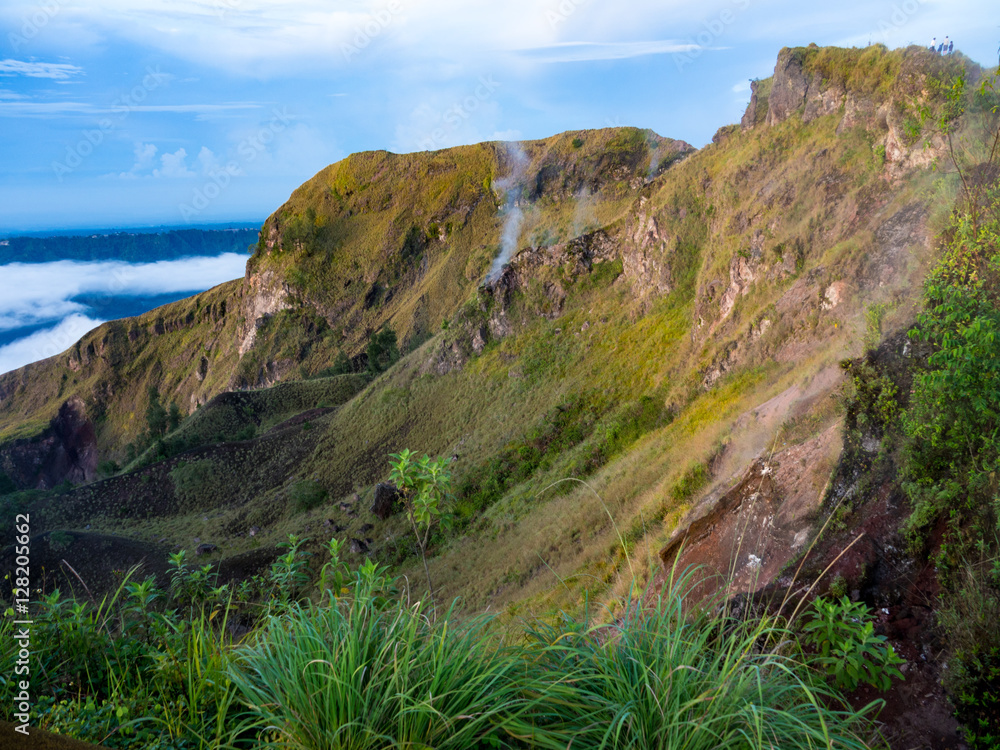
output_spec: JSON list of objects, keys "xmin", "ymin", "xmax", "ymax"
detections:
[{"xmin": 0, "ymin": 46, "xmax": 986, "ymax": 654}]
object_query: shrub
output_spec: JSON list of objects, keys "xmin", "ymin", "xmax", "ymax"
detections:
[
  {"xmin": 231, "ymin": 562, "xmax": 532, "ymax": 750},
  {"xmin": 800, "ymin": 595, "xmax": 904, "ymax": 692},
  {"xmin": 290, "ymin": 479, "xmax": 327, "ymax": 511},
  {"xmin": 366, "ymin": 327, "xmax": 400, "ymax": 375}
]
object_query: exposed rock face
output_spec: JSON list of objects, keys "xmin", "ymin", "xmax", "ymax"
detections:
[
  {"xmin": 349, "ymin": 538, "xmax": 369, "ymax": 555},
  {"xmin": 621, "ymin": 202, "xmax": 673, "ymax": 302},
  {"xmin": 766, "ymin": 49, "xmax": 812, "ymax": 126},
  {"xmin": 239, "ymin": 270, "xmax": 293, "ymax": 356},
  {"xmin": 370, "ymin": 482, "xmax": 402, "ymax": 520},
  {"xmin": 741, "ymin": 80, "xmax": 764, "ymax": 130},
  {"xmin": 0, "ymin": 396, "xmax": 98, "ymax": 490},
  {"xmin": 743, "ymin": 46, "xmax": 947, "ymax": 179},
  {"xmin": 659, "ymin": 424, "xmax": 841, "ymax": 600}
]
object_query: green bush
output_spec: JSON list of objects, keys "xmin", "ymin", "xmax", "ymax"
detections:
[
  {"xmin": 1, "ymin": 543, "xmax": 880, "ymax": 750},
  {"xmin": 290, "ymin": 479, "xmax": 327, "ymax": 511},
  {"xmin": 230, "ymin": 564, "xmax": 878, "ymax": 750},
  {"xmin": 515, "ymin": 570, "xmax": 876, "ymax": 750},
  {"xmin": 366, "ymin": 327, "xmax": 400, "ymax": 375},
  {"xmin": 232, "ymin": 562, "xmax": 531, "ymax": 750},
  {"xmin": 669, "ymin": 462, "xmax": 709, "ymax": 502},
  {"xmin": 801, "ymin": 596, "xmax": 904, "ymax": 692}
]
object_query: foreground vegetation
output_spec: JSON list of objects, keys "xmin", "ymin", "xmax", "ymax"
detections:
[{"xmin": 1, "ymin": 536, "xmax": 898, "ymax": 749}]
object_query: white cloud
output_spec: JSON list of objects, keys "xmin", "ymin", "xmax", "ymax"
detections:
[
  {"xmin": 196, "ymin": 146, "xmax": 221, "ymax": 174},
  {"xmin": 119, "ymin": 142, "xmax": 158, "ymax": 178},
  {"xmin": 731, "ymin": 80, "xmax": 751, "ymax": 93},
  {"xmin": 0, "ymin": 0, "xmax": 730, "ymax": 77},
  {"xmin": 0, "ymin": 253, "xmax": 248, "ymax": 331},
  {"xmin": 154, "ymin": 147, "xmax": 196, "ymax": 178},
  {"xmin": 0, "ymin": 100, "xmax": 262, "ymax": 118},
  {"xmin": 0, "ymin": 314, "xmax": 104, "ymax": 375},
  {"xmin": 0, "ymin": 59, "xmax": 83, "ymax": 79},
  {"xmin": 513, "ymin": 40, "xmax": 699, "ymax": 63}
]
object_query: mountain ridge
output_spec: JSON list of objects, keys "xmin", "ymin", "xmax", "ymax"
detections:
[{"xmin": 0, "ymin": 43, "xmax": 971, "ymax": 606}]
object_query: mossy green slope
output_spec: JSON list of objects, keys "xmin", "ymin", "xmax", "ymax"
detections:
[
  {"xmin": 0, "ymin": 45, "xmax": 976, "ymax": 618},
  {"xmin": 0, "ymin": 127, "xmax": 680, "ymax": 458}
]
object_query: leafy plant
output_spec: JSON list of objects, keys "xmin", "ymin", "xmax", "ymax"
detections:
[
  {"xmin": 388, "ymin": 449, "xmax": 454, "ymax": 608},
  {"xmin": 801, "ymin": 595, "xmax": 904, "ymax": 692},
  {"xmin": 268, "ymin": 534, "xmax": 313, "ymax": 606},
  {"xmin": 168, "ymin": 550, "xmax": 221, "ymax": 608}
]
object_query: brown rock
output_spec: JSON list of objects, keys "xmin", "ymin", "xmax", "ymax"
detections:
[{"xmin": 371, "ymin": 483, "xmax": 402, "ymax": 520}]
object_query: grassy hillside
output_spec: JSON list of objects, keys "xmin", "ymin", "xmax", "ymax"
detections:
[
  {"xmin": 3, "ymin": 43, "xmax": 968, "ymax": 604},
  {"xmin": 4, "ymin": 42, "xmax": 998, "ymax": 749},
  {"xmin": 0, "ymin": 128, "xmax": 682, "ymax": 459}
]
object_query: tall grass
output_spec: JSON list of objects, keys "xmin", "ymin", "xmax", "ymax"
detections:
[
  {"xmin": 229, "ymin": 563, "xmax": 535, "ymax": 749},
  {"xmin": 228, "ymin": 563, "xmax": 878, "ymax": 750},
  {"xmin": 3, "ymin": 551, "xmax": 880, "ymax": 749},
  {"xmin": 513, "ymin": 568, "xmax": 876, "ymax": 750}
]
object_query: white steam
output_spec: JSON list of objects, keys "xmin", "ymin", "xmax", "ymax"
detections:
[{"xmin": 485, "ymin": 143, "xmax": 529, "ymax": 284}]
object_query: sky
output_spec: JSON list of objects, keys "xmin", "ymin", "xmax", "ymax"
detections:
[{"xmin": 0, "ymin": 0, "xmax": 997, "ymax": 232}]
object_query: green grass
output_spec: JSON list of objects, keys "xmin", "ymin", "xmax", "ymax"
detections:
[{"xmin": 2, "ymin": 539, "xmax": 882, "ymax": 750}]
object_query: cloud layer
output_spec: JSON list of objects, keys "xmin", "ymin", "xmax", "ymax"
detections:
[
  {"xmin": 0, "ymin": 253, "xmax": 248, "ymax": 331},
  {"xmin": 0, "ymin": 314, "xmax": 104, "ymax": 374}
]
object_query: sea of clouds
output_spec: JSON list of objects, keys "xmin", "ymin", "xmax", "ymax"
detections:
[{"xmin": 0, "ymin": 253, "xmax": 247, "ymax": 374}]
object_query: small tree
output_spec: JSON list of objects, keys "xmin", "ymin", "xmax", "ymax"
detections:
[
  {"xmin": 167, "ymin": 401, "xmax": 182, "ymax": 432},
  {"xmin": 367, "ymin": 327, "xmax": 400, "ymax": 375},
  {"xmin": 388, "ymin": 449, "xmax": 453, "ymax": 609},
  {"xmin": 145, "ymin": 386, "xmax": 168, "ymax": 438},
  {"xmin": 331, "ymin": 349, "xmax": 353, "ymax": 375}
]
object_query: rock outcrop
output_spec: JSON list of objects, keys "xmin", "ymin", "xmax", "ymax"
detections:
[
  {"xmin": 0, "ymin": 396, "xmax": 98, "ymax": 490},
  {"xmin": 370, "ymin": 482, "xmax": 402, "ymax": 520}
]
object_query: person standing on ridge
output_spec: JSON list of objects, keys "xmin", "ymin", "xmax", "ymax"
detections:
[
  {"xmin": 930, "ymin": 36, "xmax": 937, "ymax": 51},
  {"xmin": 948, "ymin": 39, "xmax": 954, "ymax": 54}
]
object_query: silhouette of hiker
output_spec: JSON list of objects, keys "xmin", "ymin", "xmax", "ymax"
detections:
[
  {"xmin": 942, "ymin": 36, "xmax": 950, "ymax": 54},
  {"xmin": 948, "ymin": 39, "xmax": 954, "ymax": 54},
  {"xmin": 930, "ymin": 36, "xmax": 937, "ymax": 51}
]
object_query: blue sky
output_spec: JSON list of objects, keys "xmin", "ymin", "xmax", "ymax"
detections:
[{"xmin": 0, "ymin": 0, "xmax": 996, "ymax": 232}]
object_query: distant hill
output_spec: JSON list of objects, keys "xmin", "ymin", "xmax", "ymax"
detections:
[{"xmin": 0, "ymin": 227, "xmax": 260, "ymax": 264}]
